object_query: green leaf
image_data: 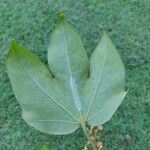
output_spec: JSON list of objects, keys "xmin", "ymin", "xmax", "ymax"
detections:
[
  {"xmin": 48, "ymin": 19, "xmax": 89, "ymax": 114},
  {"xmin": 7, "ymin": 40, "xmax": 79, "ymax": 135},
  {"xmin": 82, "ymin": 31, "xmax": 127, "ymax": 126},
  {"xmin": 7, "ymin": 20, "xmax": 126, "ymax": 135}
]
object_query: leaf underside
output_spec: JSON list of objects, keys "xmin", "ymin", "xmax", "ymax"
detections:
[{"xmin": 7, "ymin": 19, "xmax": 126, "ymax": 135}]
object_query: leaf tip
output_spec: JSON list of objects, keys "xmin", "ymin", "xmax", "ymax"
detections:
[
  {"xmin": 98, "ymin": 24, "xmax": 104, "ymax": 31},
  {"xmin": 7, "ymin": 39, "xmax": 17, "ymax": 58},
  {"xmin": 59, "ymin": 11, "xmax": 66, "ymax": 21}
]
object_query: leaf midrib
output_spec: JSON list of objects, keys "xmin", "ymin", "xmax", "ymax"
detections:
[
  {"xmin": 62, "ymin": 24, "xmax": 72, "ymax": 77},
  {"xmin": 85, "ymin": 44, "xmax": 108, "ymax": 120},
  {"xmin": 62, "ymin": 24, "xmax": 82, "ymax": 116}
]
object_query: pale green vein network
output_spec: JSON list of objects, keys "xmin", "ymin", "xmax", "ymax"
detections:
[
  {"xmin": 62, "ymin": 24, "xmax": 82, "ymax": 115},
  {"xmin": 85, "ymin": 42, "xmax": 108, "ymax": 120},
  {"xmin": 87, "ymin": 92, "xmax": 127, "ymax": 121},
  {"xmin": 19, "ymin": 62, "xmax": 79, "ymax": 122}
]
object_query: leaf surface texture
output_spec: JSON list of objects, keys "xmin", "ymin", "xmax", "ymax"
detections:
[{"xmin": 7, "ymin": 20, "xmax": 126, "ymax": 135}]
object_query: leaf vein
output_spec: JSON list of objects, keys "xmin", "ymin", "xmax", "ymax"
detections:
[
  {"xmin": 19, "ymin": 62, "xmax": 79, "ymax": 122},
  {"xmin": 85, "ymin": 44, "xmax": 108, "ymax": 120},
  {"xmin": 62, "ymin": 24, "xmax": 82, "ymax": 114},
  {"xmin": 26, "ymin": 119, "xmax": 78, "ymax": 124}
]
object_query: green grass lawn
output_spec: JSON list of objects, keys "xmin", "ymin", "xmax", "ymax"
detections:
[{"xmin": 0, "ymin": 0, "xmax": 149, "ymax": 149}]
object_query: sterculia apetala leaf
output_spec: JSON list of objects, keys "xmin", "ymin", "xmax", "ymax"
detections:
[{"xmin": 7, "ymin": 18, "xmax": 126, "ymax": 135}]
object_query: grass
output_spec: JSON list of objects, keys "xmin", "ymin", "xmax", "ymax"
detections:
[{"xmin": 0, "ymin": 0, "xmax": 149, "ymax": 149}]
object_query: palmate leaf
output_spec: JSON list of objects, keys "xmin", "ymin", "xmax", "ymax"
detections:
[{"xmin": 7, "ymin": 19, "xmax": 126, "ymax": 135}]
